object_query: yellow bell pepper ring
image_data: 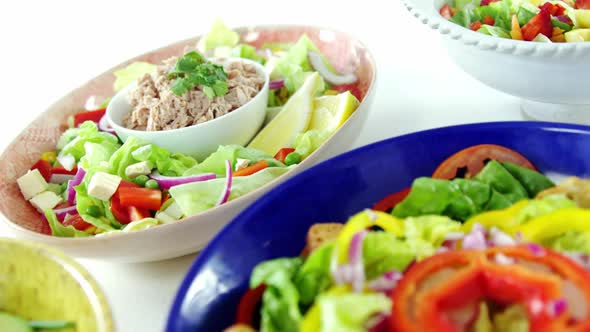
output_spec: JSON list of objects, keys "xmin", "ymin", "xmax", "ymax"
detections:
[
  {"xmin": 516, "ymin": 208, "xmax": 590, "ymax": 243},
  {"xmin": 462, "ymin": 200, "xmax": 529, "ymax": 233}
]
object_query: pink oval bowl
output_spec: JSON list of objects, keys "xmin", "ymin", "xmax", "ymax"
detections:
[{"xmin": 0, "ymin": 25, "xmax": 377, "ymax": 262}]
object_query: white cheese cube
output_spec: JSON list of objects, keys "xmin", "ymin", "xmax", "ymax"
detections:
[
  {"xmin": 17, "ymin": 169, "xmax": 49, "ymax": 200},
  {"xmin": 155, "ymin": 211, "xmax": 176, "ymax": 224},
  {"xmin": 235, "ymin": 158, "xmax": 250, "ymax": 172},
  {"xmin": 164, "ymin": 201, "xmax": 184, "ymax": 220},
  {"xmin": 125, "ymin": 161, "xmax": 153, "ymax": 179},
  {"xmin": 29, "ymin": 191, "xmax": 62, "ymax": 212},
  {"xmin": 88, "ymin": 172, "xmax": 122, "ymax": 201}
]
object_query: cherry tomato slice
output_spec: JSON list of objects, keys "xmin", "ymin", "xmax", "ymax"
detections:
[{"xmin": 432, "ymin": 144, "xmax": 536, "ymax": 180}]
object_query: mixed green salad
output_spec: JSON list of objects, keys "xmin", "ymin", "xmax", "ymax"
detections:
[
  {"xmin": 440, "ymin": 0, "xmax": 590, "ymax": 41},
  {"xmin": 0, "ymin": 312, "xmax": 73, "ymax": 332},
  {"xmin": 16, "ymin": 20, "xmax": 361, "ymax": 237},
  {"xmin": 228, "ymin": 144, "xmax": 590, "ymax": 332}
]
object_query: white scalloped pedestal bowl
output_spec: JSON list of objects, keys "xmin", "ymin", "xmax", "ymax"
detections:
[
  {"xmin": 0, "ymin": 25, "xmax": 376, "ymax": 263},
  {"xmin": 402, "ymin": 0, "xmax": 590, "ymax": 124}
]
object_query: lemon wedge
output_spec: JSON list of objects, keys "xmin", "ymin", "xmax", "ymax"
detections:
[
  {"xmin": 309, "ymin": 91, "xmax": 360, "ymax": 132},
  {"xmin": 248, "ymin": 72, "xmax": 324, "ymax": 155}
]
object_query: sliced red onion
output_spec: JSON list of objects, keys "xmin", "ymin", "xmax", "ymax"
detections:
[
  {"xmin": 57, "ymin": 154, "xmax": 76, "ymax": 171},
  {"xmin": 494, "ymin": 253, "xmax": 515, "ymax": 265},
  {"xmin": 98, "ymin": 114, "xmax": 116, "ymax": 135},
  {"xmin": 269, "ymin": 80, "xmax": 284, "ymax": 90},
  {"xmin": 444, "ymin": 231, "xmax": 465, "ymax": 241},
  {"xmin": 546, "ymin": 298, "xmax": 568, "ymax": 317},
  {"xmin": 489, "ymin": 227, "xmax": 517, "ymax": 246},
  {"xmin": 367, "ymin": 270, "xmax": 403, "ymax": 292},
  {"xmin": 463, "ymin": 223, "xmax": 488, "ymax": 250},
  {"xmin": 215, "ymin": 160, "xmax": 233, "ymax": 206},
  {"xmin": 526, "ymin": 243, "xmax": 545, "ymax": 256},
  {"xmin": 149, "ymin": 171, "xmax": 216, "ymax": 190},
  {"xmin": 53, "ymin": 205, "xmax": 78, "ymax": 220},
  {"xmin": 67, "ymin": 167, "xmax": 86, "ymax": 204},
  {"xmin": 49, "ymin": 173, "xmax": 74, "ymax": 184},
  {"xmin": 308, "ymin": 51, "xmax": 358, "ymax": 85},
  {"xmin": 556, "ymin": 15, "xmax": 573, "ymax": 25},
  {"xmin": 349, "ymin": 230, "xmax": 368, "ymax": 292}
]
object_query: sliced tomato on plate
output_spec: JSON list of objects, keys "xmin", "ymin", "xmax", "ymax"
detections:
[
  {"xmin": 432, "ymin": 144, "xmax": 536, "ymax": 180},
  {"xmin": 372, "ymin": 187, "xmax": 412, "ymax": 212}
]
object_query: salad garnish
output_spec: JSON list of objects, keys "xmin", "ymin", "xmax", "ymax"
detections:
[{"xmin": 167, "ymin": 51, "xmax": 229, "ymax": 98}]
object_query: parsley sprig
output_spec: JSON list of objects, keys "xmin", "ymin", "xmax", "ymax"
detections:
[{"xmin": 168, "ymin": 51, "xmax": 229, "ymax": 99}]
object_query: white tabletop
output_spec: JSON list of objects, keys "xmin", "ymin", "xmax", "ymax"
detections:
[{"xmin": 0, "ymin": 0, "xmax": 525, "ymax": 331}]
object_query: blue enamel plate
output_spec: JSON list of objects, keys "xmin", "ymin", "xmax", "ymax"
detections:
[{"xmin": 166, "ymin": 121, "xmax": 590, "ymax": 331}]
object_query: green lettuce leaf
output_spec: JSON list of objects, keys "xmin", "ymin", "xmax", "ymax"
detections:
[
  {"xmin": 544, "ymin": 231, "xmax": 590, "ymax": 254},
  {"xmin": 44, "ymin": 209, "xmax": 89, "ymax": 238},
  {"xmin": 513, "ymin": 195, "xmax": 576, "ymax": 225},
  {"xmin": 197, "ymin": 19, "xmax": 240, "ymax": 52},
  {"xmin": 403, "ymin": 216, "xmax": 462, "ymax": 259},
  {"xmin": 113, "ymin": 62, "xmax": 157, "ymax": 92},
  {"xmin": 293, "ymin": 129, "xmax": 333, "ymax": 160},
  {"xmin": 184, "ymin": 145, "xmax": 281, "ymax": 176},
  {"xmin": 295, "ymin": 243, "xmax": 334, "ymax": 306},
  {"xmin": 363, "ymin": 232, "xmax": 415, "ymax": 279},
  {"xmin": 317, "ymin": 292, "xmax": 391, "ymax": 332},
  {"xmin": 477, "ymin": 25, "xmax": 511, "ymax": 38},
  {"xmin": 58, "ymin": 122, "xmax": 120, "ymax": 162},
  {"xmin": 501, "ymin": 162, "xmax": 554, "ymax": 197},
  {"xmin": 251, "ymin": 257, "xmax": 303, "ymax": 332},
  {"xmin": 170, "ymin": 167, "xmax": 291, "ymax": 217},
  {"xmin": 128, "ymin": 139, "xmax": 197, "ymax": 177},
  {"xmin": 231, "ymin": 44, "xmax": 265, "ymax": 63},
  {"xmin": 474, "ymin": 160, "xmax": 529, "ymax": 203}
]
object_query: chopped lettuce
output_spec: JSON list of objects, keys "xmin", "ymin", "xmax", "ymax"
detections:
[
  {"xmin": 251, "ymin": 257, "xmax": 303, "ymax": 332},
  {"xmin": 513, "ymin": 195, "xmax": 576, "ymax": 225},
  {"xmin": 295, "ymin": 243, "xmax": 334, "ymax": 306},
  {"xmin": 44, "ymin": 209, "xmax": 89, "ymax": 238},
  {"xmin": 123, "ymin": 218, "xmax": 159, "ymax": 232},
  {"xmin": 197, "ymin": 18, "xmax": 240, "ymax": 52},
  {"xmin": 545, "ymin": 231, "xmax": 590, "ymax": 254},
  {"xmin": 184, "ymin": 145, "xmax": 281, "ymax": 176},
  {"xmin": 317, "ymin": 292, "xmax": 391, "ymax": 332},
  {"xmin": 478, "ymin": 25, "xmax": 511, "ymax": 38},
  {"xmin": 113, "ymin": 62, "xmax": 157, "ymax": 92},
  {"xmin": 170, "ymin": 167, "xmax": 291, "ymax": 216},
  {"xmin": 58, "ymin": 122, "xmax": 120, "ymax": 162},
  {"xmin": 472, "ymin": 303, "xmax": 529, "ymax": 332},
  {"xmin": 363, "ymin": 232, "xmax": 415, "ymax": 279},
  {"xmin": 293, "ymin": 129, "xmax": 333, "ymax": 160},
  {"xmin": 132, "ymin": 143, "xmax": 196, "ymax": 177},
  {"xmin": 403, "ymin": 216, "xmax": 463, "ymax": 259},
  {"xmin": 231, "ymin": 44, "xmax": 265, "ymax": 63}
]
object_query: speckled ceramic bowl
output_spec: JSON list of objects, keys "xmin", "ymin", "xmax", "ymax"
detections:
[
  {"xmin": 0, "ymin": 238, "xmax": 113, "ymax": 332},
  {"xmin": 0, "ymin": 25, "xmax": 376, "ymax": 262}
]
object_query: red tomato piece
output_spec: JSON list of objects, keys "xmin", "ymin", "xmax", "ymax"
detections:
[
  {"xmin": 128, "ymin": 206, "xmax": 151, "ymax": 222},
  {"xmin": 62, "ymin": 214, "xmax": 92, "ymax": 231},
  {"xmin": 372, "ymin": 187, "xmax": 412, "ymax": 212},
  {"xmin": 73, "ymin": 108, "xmax": 106, "ymax": 127},
  {"xmin": 470, "ymin": 20, "xmax": 483, "ymax": 31},
  {"xmin": 31, "ymin": 159, "xmax": 52, "ymax": 182},
  {"xmin": 118, "ymin": 187, "xmax": 162, "ymax": 211},
  {"xmin": 274, "ymin": 148, "xmax": 296, "ymax": 164},
  {"xmin": 521, "ymin": 5, "xmax": 553, "ymax": 41},
  {"xmin": 432, "ymin": 144, "xmax": 536, "ymax": 180},
  {"xmin": 483, "ymin": 15, "xmax": 495, "ymax": 25},
  {"xmin": 439, "ymin": 4, "xmax": 453, "ymax": 19},
  {"xmin": 110, "ymin": 194, "xmax": 131, "ymax": 224}
]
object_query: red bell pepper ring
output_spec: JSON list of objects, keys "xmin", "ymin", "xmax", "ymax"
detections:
[
  {"xmin": 274, "ymin": 148, "xmax": 296, "ymax": 164},
  {"xmin": 439, "ymin": 4, "xmax": 454, "ymax": 19},
  {"xmin": 391, "ymin": 246, "xmax": 590, "ymax": 332},
  {"xmin": 521, "ymin": 5, "xmax": 553, "ymax": 41},
  {"xmin": 73, "ymin": 108, "xmax": 106, "ymax": 127},
  {"xmin": 31, "ymin": 159, "xmax": 52, "ymax": 182}
]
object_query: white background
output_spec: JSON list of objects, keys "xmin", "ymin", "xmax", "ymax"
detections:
[{"xmin": 0, "ymin": 0, "xmax": 525, "ymax": 331}]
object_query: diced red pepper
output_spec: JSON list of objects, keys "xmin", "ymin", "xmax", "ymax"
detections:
[
  {"xmin": 236, "ymin": 284, "xmax": 266, "ymax": 326},
  {"xmin": 274, "ymin": 148, "xmax": 296, "ymax": 164},
  {"xmin": 439, "ymin": 4, "xmax": 453, "ymax": 19},
  {"xmin": 234, "ymin": 160, "xmax": 268, "ymax": 177},
  {"xmin": 540, "ymin": 2, "xmax": 566, "ymax": 15},
  {"xmin": 31, "ymin": 159, "xmax": 52, "ymax": 182},
  {"xmin": 483, "ymin": 15, "xmax": 495, "ymax": 26},
  {"xmin": 117, "ymin": 180, "xmax": 141, "ymax": 189},
  {"xmin": 51, "ymin": 165, "xmax": 78, "ymax": 175},
  {"xmin": 480, "ymin": 0, "xmax": 501, "ymax": 6},
  {"xmin": 118, "ymin": 187, "xmax": 162, "ymax": 211},
  {"xmin": 372, "ymin": 187, "xmax": 412, "ymax": 212},
  {"xmin": 128, "ymin": 206, "xmax": 151, "ymax": 222},
  {"xmin": 73, "ymin": 108, "xmax": 106, "ymax": 127},
  {"xmin": 110, "ymin": 194, "xmax": 131, "ymax": 224},
  {"xmin": 62, "ymin": 214, "xmax": 93, "ymax": 231},
  {"xmin": 521, "ymin": 5, "xmax": 553, "ymax": 41},
  {"xmin": 469, "ymin": 20, "xmax": 483, "ymax": 31},
  {"xmin": 577, "ymin": 0, "xmax": 590, "ymax": 9}
]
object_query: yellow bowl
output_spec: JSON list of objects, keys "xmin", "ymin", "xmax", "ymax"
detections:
[{"xmin": 0, "ymin": 238, "xmax": 113, "ymax": 332}]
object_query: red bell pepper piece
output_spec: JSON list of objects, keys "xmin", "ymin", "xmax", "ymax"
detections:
[
  {"xmin": 234, "ymin": 160, "xmax": 268, "ymax": 177},
  {"xmin": 540, "ymin": 2, "xmax": 566, "ymax": 15},
  {"xmin": 235, "ymin": 284, "xmax": 266, "ymax": 326},
  {"xmin": 73, "ymin": 108, "xmax": 106, "ymax": 127},
  {"xmin": 469, "ymin": 20, "xmax": 483, "ymax": 31},
  {"xmin": 274, "ymin": 148, "xmax": 296, "ymax": 164},
  {"xmin": 110, "ymin": 194, "xmax": 131, "ymax": 224},
  {"xmin": 372, "ymin": 187, "xmax": 412, "ymax": 212},
  {"xmin": 128, "ymin": 206, "xmax": 151, "ymax": 222},
  {"xmin": 118, "ymin": 187, "xmax": 162, "ymax": 211},
  {"xmin": 31, "ymin": 159, "xmax": 52, "ymax": 182},
  {"xmin": 521, "ymin": 5, "xmax": 553, "ymax": 41},
  {"xmin": 51, "ymin": 165, "xmax": 78, "ymax": 175},
  {"xmin": 483, "ymin": 15, "xmax": 495, "ymax": 26},
  {"xmin": 391, "ymin": 246, "xmax": 590, "ymax": 332},
  {"xmin": 62, "ymin": 214, "xmax": 93, "ymax": 231},
  {"xmin": 480, "ymin": 0, "xmax": 500, "ymax": 6},
  {"xmin": 439, "ymin": 4, "xmax": 454, "ymax": 19},
  {"xmin": 577, "ymin": 0, "xmax": 590, "ymax": 9}
]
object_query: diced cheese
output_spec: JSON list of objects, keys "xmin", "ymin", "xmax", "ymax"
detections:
[
  {"xmin": 125, "ymin": 161, "xmax": 153, "ymax": 179},
  {"xmin": 155, "ymin": 211, "xmax": 176, "ymax": 224},
  {"xmin": 88, "ymin": 172, "xmax": 122, "ymax": 201},
  {"xmin": 17, "ymin": 169, "xmax": 49, "ymax": 200},
  {"xmin": 29, "ymin": 191, "xmax": 62, "ymax": 212},
  {"xmin": 235, "ymin": 158, "xmax": 250, "ymax": 172},
  {"xmin": 164, "ymin": 202, "xmax": 184, "ymax": 220}
]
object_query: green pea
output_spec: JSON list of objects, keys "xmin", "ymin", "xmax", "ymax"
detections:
[
  {"xmin": 86, "ymin": 205, "xmax": 102, "ymax": 218},
  {"xmin": 133, "ymin": 175, "xmax": 149, "ymax": 186},
  {"xmin": 284, "ymin": 152, "xmax": 302, "ymax": 166},
  {"xmin": 145, "ymin": 179, "xmax": 160, "ymax": 189},
  {"xmin": 163, "ymin": 170, "xmax": 177, "ymax": 177}
]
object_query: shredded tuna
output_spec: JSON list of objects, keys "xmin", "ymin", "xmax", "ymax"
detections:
[{"xmin": 124, "ymin": 57, "xmax": 264, "ymax": 131}]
